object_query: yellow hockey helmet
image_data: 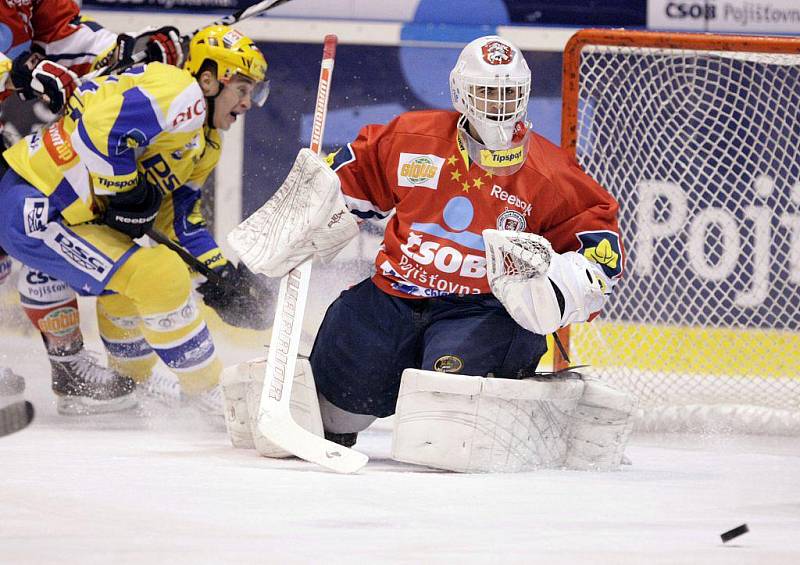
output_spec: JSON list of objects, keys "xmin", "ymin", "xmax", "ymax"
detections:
[{"xmin": 184, "ymin": 25, "xmax": 269, "ymax": 106}]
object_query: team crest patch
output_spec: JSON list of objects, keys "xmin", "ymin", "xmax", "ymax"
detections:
[
  {"xmin": 481, "ymin": 40, "xmax": 514, "ymax": 65},
  {"xmin": 496, "ymin": 209, "xmax": 526, "ymax": 232},
  {"xmin": 433, "ymin": 355, "xmax": 464, "ymax": 374},
  {"xmin": 397, "ymin": 153, "xmax": 445, "ymax": 190},
  {"xmin": 576, "ymin": 230, "xmax": 623, "ymax": 278}
]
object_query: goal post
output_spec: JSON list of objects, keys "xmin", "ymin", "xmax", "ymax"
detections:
[{"xmin": 559, "ymin": 29, "xmax": 800, "ymax": 434}]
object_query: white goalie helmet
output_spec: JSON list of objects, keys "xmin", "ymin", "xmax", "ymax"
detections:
[{"xmin": 450, "ymin": 36, "xmax": 532, "ymax": 166}]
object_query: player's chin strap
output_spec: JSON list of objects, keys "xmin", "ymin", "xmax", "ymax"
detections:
[{"xmin": 202, "ymin": 82, "xmax": 221, "ymax": 130}]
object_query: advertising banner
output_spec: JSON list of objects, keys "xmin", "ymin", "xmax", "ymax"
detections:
[{"xmin": 648, "ymin": 0, "xmax": 800, "ymax": 34}]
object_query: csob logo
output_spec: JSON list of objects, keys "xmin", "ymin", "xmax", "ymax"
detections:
[{"xmin": 666, "ymin": 2, "xmax": 717, "ymax": 19}]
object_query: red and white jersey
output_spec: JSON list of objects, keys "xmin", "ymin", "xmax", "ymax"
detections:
[
  {"xmin": 331, "ymin": 110, "xmax": 625, "ymax": 298},
  {"xmin": 0, "ymin": 0, "xmax": 117, "ymax": 101}
]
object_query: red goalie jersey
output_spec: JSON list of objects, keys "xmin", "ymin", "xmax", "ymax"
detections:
[{"xmin": 330, "ymin": 109, "xmax": 625, "ymax": 298}]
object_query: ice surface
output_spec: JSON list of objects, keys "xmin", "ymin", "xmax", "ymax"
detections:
[{"xmin": 1, "ymin": 288, "xmax": 799, "ymax": 563}]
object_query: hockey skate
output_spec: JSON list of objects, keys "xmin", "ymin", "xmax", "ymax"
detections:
[
  {"xmin": 184, "ymin": 384, "xmax": 225, "ymax": 428},
  {"xmin": 324, "ymin": 430, "xmax": 358, "ymax": 448},
  {"xmin": 137, "ymin": 368, "xmax": 182, "ymax": 409},
  {"xmin": 50, "ymin": 349, "xmax": 138, "ymax": 415}
]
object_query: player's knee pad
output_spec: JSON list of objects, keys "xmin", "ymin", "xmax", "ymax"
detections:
[
  {"xmin": 110, "ymin": 245, "xmax": 192, "ymax": 315},
  {"xmin": 392, "ymin": 369, "xmax": 585, "ymax": 473},
  {"xmin": 109, "ymin": 246, "xmax": 218, "ymax": 392},
  {"xmin": 564, "ymin": 378, "xmax": 637, "ymax": 471},
  {"xmin": 220, "ymin": 355, "xmax": 323, "ymax": 456}
]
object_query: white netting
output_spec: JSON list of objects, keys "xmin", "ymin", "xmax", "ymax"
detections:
[
  {"xmin": 484, "ymin": 229, "xmax": 551, "ymax": 283},
  {"xmin": 565, "ymin": 35, "xmax": 800, "ymax": 433}
]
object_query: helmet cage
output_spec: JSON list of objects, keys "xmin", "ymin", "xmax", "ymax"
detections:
[{"xmin": 449, "ymin": 36, "xmax": 531, "ymax": 149}]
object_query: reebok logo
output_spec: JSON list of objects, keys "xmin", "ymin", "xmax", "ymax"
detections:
[{"xmin": 490, "ymin": 185, "xmax": 532, "ymax": 216}]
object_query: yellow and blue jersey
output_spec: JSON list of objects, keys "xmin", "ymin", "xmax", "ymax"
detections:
[{"xmin": 3, "ymin": 62, "xmax": 226, "ymax": 270}]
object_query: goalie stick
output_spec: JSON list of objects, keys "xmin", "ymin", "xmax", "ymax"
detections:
[
  {"xmin": 253, "ymin": 35, "xmax": 368, "ymax": 474},
  {"xmin": 86, "ymin": 0, "xmax": 295, "ymax": 80}
]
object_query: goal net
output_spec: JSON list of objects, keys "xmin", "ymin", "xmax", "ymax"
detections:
[{"xmin": 560, "ymin": 30, "xmax": 800, "ymax": 434}]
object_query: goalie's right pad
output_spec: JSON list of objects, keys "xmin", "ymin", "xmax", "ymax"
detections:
[
  {"xmin": 392, "ymin": 369, "xmax": 585, "ymax": 473},
  {"xmin": 227, "ymin": 148, "xmax": 359, "ymax": 277},
  {"xmin": 483, "ymin": 229, "xmax": 610, "ymax": 335},
  {"xmin": 220, "ymin": 355, "xmax": 324, "ymax": 456}
]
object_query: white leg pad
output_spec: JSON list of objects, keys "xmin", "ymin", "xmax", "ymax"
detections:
[
  {"xmin": 221, "ymin": 357, "xmax": 324, "ymax": 456},
  {"xmin": 391, "ymin": 369, "xmax": 585, "ymax": 473},
  {"xmin": 220, "ymin": 362, "xmax": 258, "ymax": 449},
  {"xmin": 564, "ymin": 378, "xmax": 637, "ymax": 471}
]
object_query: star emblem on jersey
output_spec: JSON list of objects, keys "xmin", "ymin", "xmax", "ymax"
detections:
[
  {"xmin": 472, "ymin": 177, "xmax": 484, "ymax": 189},
  {"xmin": 450, "ymin": 170, "xmax": 462, "ymax": 181},
  {"xmin": 447, "ymin": 155, "xmax": 458, "ymax": 166}
]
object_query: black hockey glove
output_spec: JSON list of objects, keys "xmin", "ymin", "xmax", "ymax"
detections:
[
  {"xmin": 102, "ymin": 178, "xmax": 163, "ymax": 240},
  {"xmin": 10, "ymin": 51, "xmax": 78, "ymax": 113},
  {"xmin": 197, "ymin": 262, "xmax": 275, "ymax": 330},
  {"xmin": 115, "ymin": 27, "xmax": 184, "ymax": 69}
]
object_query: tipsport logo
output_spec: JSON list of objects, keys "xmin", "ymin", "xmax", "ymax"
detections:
[{"xmin": 396, "ymin": 153, "xmax": 445, "ymax": 189}]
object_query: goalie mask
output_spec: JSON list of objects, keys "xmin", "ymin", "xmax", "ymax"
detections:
[
  {"xmin": 450, "ymin": 36, "xmax": 531, "ymax": 175},
  {"xmin": 184, "ymin": 25, "xmax": 270, "ymax": 107}
]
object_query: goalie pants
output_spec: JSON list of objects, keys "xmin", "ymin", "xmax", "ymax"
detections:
[{"xmin": 310, "ymin": 277, "xmax": 547, "ymax": 418}]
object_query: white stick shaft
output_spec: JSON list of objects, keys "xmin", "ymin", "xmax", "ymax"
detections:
[
  {"xmin": 257, "ymin": 35, "xmax": 367, "ymax": 473},
  {"xmin": 261, "ymin": 34, "xmax": 336, "ymax": 415}
]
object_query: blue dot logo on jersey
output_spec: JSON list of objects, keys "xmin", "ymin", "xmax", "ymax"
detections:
[{"xmin": 407, "ymin": 196, "xmax": 485, "ymax": 250}]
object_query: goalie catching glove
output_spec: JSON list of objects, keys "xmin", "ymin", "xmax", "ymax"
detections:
[
  {"xmin": 483, "ymin": 229, "xmax": 611, "ymax": 335},
  {"xmin": 227, "ymin": 148, "xmax": 359, "ymax": 277},
  {"xmin": 196, "ymin": 262, "xmax": 274, "ymax": 330}
]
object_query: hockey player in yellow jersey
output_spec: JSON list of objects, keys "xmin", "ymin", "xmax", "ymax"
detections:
[{"xmin": 0, "ymin": 25, "xmax": 270, "ymax": 416}]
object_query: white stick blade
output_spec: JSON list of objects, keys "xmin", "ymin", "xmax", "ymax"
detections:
[{"xmin": 258, "ymin": 416, "xmax": 368, "ymax": 474}]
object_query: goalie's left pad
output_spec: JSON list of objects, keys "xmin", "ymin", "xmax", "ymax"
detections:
[
  {"xmin": 483, "ymin": 229, "xmax": 611, "ymax": 335},
  {"xmin": 220, "ymin": 355, "xmax": 324, "ymax": 456},
  {"xmin": 564, "ymin": 378, "xmax": 637, "ymax": 471},
  {"xmin": 227, "ymin": 148, "xmax": 359, "ymax": 277},
  {"xmin": 392, "ymin": 369, "xmax": 585, "ymax": 473}
]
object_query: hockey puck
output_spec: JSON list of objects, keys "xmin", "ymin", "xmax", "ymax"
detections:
[{"xmin": 721, "ymin": 524, "xmax": 749, "ymax": 543}]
